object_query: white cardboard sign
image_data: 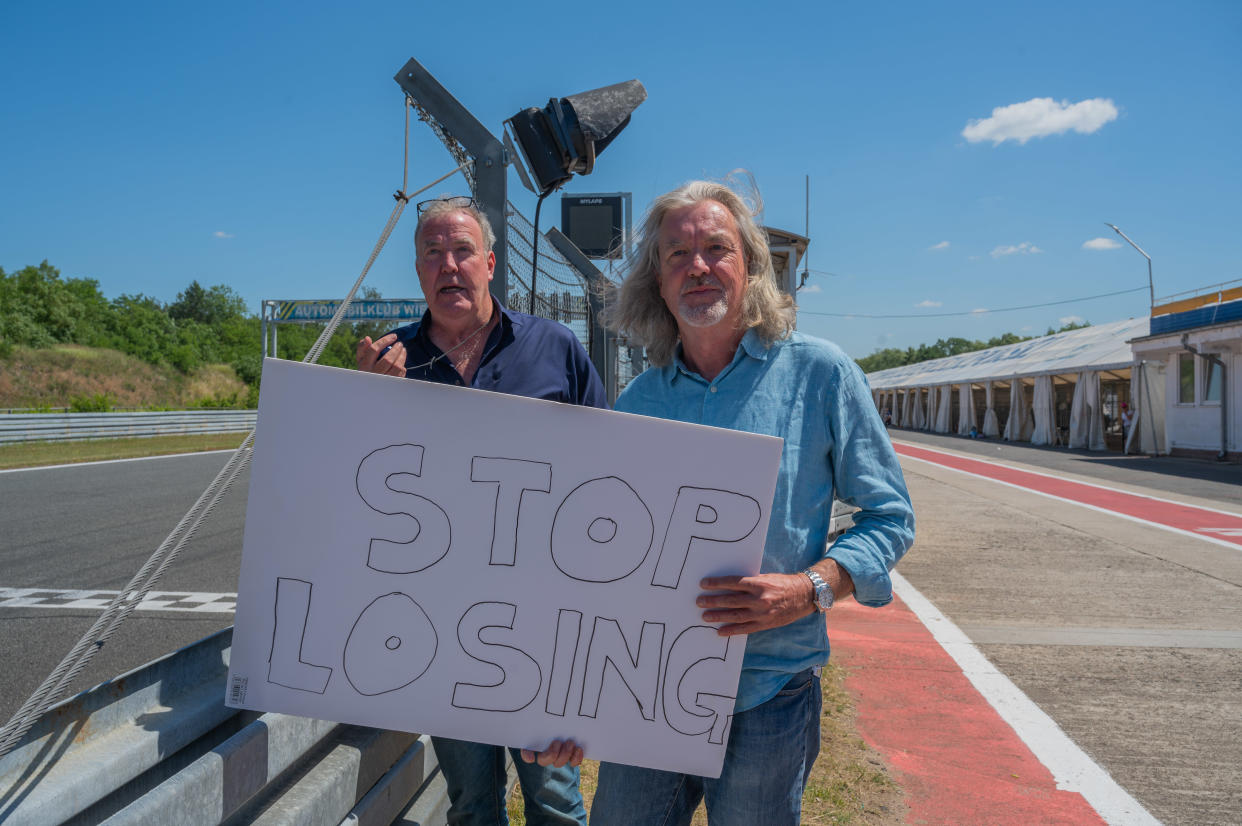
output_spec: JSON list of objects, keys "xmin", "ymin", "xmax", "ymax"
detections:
[{"xmin": 226, "ymin": 358, "xmax": 782, "ymax": 777}]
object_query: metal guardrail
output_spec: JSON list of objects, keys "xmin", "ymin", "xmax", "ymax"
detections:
[
  {"xmin": 0, "ymin": 629, "xmax": 468, "ymax": 825},
  {"xmin": 0, "ymin": 410, "xmax": 258, "ymax": 444}
]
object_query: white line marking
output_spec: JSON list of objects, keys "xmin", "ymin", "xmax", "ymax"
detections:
[
  {"xmin": 898, "ymin": 452, "xmax": 1242, "ymax": 553},
  {"xmin": 892, "ymin": 439, "xmax": 1242, "ymax": 518},
  {"xmin": 891, "ymin": 571, "xmax": 1163, "ymax": 826},
  {"xmin": 0, "ymin": 449, "xmax": 240, "ymax": 475}
]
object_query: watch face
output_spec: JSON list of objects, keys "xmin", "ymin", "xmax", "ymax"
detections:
[{"xmin": 806, "ymin": 570, "xmax": 832, "ymax": 612}]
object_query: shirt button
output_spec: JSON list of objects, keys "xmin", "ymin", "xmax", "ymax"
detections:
[{"xmin": 710, "ymin": 386, "xmax": 718, "ymax": 393}]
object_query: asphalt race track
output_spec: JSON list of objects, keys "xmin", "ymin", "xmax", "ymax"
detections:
[{"xmin": 0, "ymin": 451, "xmax": 246, "ymax": 722}]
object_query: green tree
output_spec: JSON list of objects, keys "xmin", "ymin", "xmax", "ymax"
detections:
[
  {"xmin": 1045, "ymin": 320, "xmax": 1091, "ymax": 335},
  {"xmin": 103, "ymin": 293, "xmax": 178, "ymax": 364},
  {"xmin": 169, "ymin": 281, "xmax": 248, "ymax": 327},
  {"xmin": 856, "ymin": 328, "xmax": 1059, "ymax": 373}
]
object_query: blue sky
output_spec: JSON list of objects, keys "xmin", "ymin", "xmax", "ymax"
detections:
[{"xmin": 3, "ymin": 0, "xmax": 1239, "ymax": 358}]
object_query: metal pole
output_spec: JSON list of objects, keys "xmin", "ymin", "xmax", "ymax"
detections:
[
  {"xmin": 395, "ymin": 58, "xmax": 508, "ymax": 303},
  {"xmin": 1221, "ymin": 362, "xmax": 1229, "ymax": 460},
  {"xmin": 1105, "ymin": 223, "xmax": 1154, "ymax": 308},
  {"xmin": 546, "ymin": 227, "xmax": 609, "ymax": 382}
]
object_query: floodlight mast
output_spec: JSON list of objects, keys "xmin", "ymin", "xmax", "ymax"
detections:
[
  {"xmin": 1105, "ymin": 222, "xmax": 1154, "ymax": 309},
  {"xmin": 395, "ymin": 58, "xmax": 509, "ymax": 301}
]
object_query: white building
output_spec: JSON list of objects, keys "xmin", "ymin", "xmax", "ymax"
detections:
[{"xmin": 1128, "ymin": 283, "xmax": 1242, "ymax": 460}]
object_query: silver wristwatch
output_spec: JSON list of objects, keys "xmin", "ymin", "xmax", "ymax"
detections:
[{"xmin": 802, "ymin": 569, "xmax": 834, "ymax": 613}]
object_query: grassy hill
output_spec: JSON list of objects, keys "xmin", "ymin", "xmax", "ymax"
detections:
[{"xmin": 0, "ymin": 345, "xmax": 250, "ymax": 410}]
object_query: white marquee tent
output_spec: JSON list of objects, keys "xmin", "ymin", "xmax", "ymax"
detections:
[{"xmin": 867, "ymin": 317, "xmax": 1148, "ymax": 450}]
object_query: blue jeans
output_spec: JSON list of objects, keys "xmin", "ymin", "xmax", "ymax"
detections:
[
  {"xmin": 591, "ymin": 670, "xmax": 821, "ymax": 826},
  {"xmin": 431, "ymin": 736, "xmax": 587, "ymax": 825}
]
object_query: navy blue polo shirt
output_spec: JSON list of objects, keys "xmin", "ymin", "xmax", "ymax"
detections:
[{"xmin": 389, "ymin": 302, "xmax": 607, "ymax": 409}]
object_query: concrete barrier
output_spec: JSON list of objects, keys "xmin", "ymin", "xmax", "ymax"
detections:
[{"xmin": 0, "ymin": 629, "xmax": 480, "ymax": 825}]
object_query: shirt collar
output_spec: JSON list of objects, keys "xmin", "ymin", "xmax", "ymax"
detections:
[
  {"xmin": 738, "ymin": 327, "xmax": 770, "ymax": 362},
  {"xmin": 667, "ymin": 327, "xmax": 769, "ymax": 384},
  {"xmin": 414, "ymin": 294, "xmax": 512, "ymax": 356}
]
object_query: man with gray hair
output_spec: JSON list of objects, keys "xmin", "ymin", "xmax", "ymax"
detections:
[
  {"xmin": 590, "ymin": 180, "xmax": 914, "ymax": 825},
  {"xmin": 357, "ymin": 195, "xmax": 602, "ymax": 825}
]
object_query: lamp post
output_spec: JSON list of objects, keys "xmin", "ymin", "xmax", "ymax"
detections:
[{"xmin": 1105, "ymin": 222, "xmax": 1154, "ymax": 308}]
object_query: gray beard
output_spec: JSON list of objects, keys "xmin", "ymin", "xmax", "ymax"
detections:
[{"xmin": 677, "ymin": 294, "xmax": 729, "ymax": 328}]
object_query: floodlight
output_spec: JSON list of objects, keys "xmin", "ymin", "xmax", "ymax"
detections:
[{"xmin": 507, "ymin": 80, "xmax": 647, "ymax": 196}]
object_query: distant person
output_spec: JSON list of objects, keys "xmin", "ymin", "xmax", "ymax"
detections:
[
  {"xmin": 969, "ymin": 424, "xmax": 981, "ymax": 439},
  {"xmin": 1121, "ymin": 402, "xmax": 1134, "ymax": 451},
  {"xmin": 356, "ymin": 194, "xmax": 603, "ymax": 825},
  {"xmin": 588, "ymin": 179, "xmax": 915, "ymax": 825}
]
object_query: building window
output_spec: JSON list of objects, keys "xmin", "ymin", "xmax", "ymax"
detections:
[
  {"xmin": 1205, "ymin": 358, "xmax": 1223, "ymax": 403},
  {"xmin": 1179, "ymin": 353, "xmax": 1195, "ymax": 403}
]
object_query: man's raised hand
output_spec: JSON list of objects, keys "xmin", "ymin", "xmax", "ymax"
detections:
[{"xmin": 356, "ymin": 333, "xmax": 406, "ymax": 377}]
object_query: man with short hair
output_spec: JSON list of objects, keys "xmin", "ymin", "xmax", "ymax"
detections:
[
  {"xmin": 357, "ymin": 194, "xmax": 601, "ymax": 825},
  {"xmin": 590, "ymin": 180, "xmax": 915, "ymax": 825}
]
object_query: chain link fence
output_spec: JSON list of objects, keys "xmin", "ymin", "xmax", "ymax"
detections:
[{"xmin": 504, "ymin": 202, "xmax": 646, "ymax": 401}]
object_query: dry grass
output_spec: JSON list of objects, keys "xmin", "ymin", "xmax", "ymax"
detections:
[
  {"xmin": 0, "ymin": 432, "xmax": 249, "ymax": 470},
  {"xmin": 182, "ymin": 363, "xmax": 248, "ymax": 405},
  {"xmin": 506, "ymin": 661, "xmax": 904, "ymax": 825},
  {"xmin": 0, "ymin": 345, "xmax": 247, "ymax": 409},
  {"xmin": 802, "ymin": 662, "xmax": 906, "ymax": 825}
]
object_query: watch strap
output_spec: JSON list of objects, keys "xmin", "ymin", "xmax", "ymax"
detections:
[{"xmin": 802, "ymin": 569, "xmax": 832, "ymax": 613}]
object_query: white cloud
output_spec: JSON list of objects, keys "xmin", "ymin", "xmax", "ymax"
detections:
[
  {"xmin": 915, "ymin": 300, "xmax": 942, "ymax": 308},
  {"xmin": 1059, "ymin": 315, "xmax": 1086, "ymax": 326},
  {"xmin": 929, "ymin": 241, "xmax": 950, "ymax": 251},
  {"xmin": 798, "ymin": 283, "xmax": 822, "ymax": 294},
  {"xmin": 971, "ymin": 308, "xmax": 988, "ymax": 314},
  {"xmin": 967, "ymin": 255, "xmax": 981, "ymax": 261},
  {"xmin": 991, "ymin": 242, "xmax": 1043, "ymax": 257},
  {"xmin": 962, "ymin": 97, "xmax": 1118, "ymax": 145},
  {"xmin": 213, "ymin": 231, "xmax": 234, "ymax": 239},
  {"xmin": 1082, "ymin": 237, "xmax": 1121, "ymax": 250}
]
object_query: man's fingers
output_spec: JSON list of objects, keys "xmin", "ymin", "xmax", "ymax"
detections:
[
  {"xmin": 379, "ymin": 343, "xmax": 406, "ymax": 375},
  {"xmin": 696, "ymin": 591, "xmax": 757, "ymax": 610},
  {"xmin": 357, "ymin": 335, "xmax": 406, "ymax": 375},
  {"xmin": 528, "ymin": 739, "xmax": 583, "ymax": 768},
  {"xmin": 355, "ymin": 337, "xmax": 375, "ymax": 370},
  {"xmin": 541, "ymin": 739, "xmax": 571, "ymax": 767},
  {"xmin": 715, "ymin": 621, "xmax": 762, "ymax": 637},
  {"xmin": 699, "ymin": 575, "xmax": 757, "ymax": 593},
  {"xmin": 701, "ymin": 606, "xmax": 755, "ymax": 624}
]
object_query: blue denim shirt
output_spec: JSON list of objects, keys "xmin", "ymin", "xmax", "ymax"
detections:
[{"xmin": 615, "ymin": 329, "xmax": 915, "ymax": 712}]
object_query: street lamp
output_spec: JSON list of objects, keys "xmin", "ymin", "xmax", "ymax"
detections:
[{"xmin": 1104, "ymin": 222, "xmax": 1154, "ymax": 308}]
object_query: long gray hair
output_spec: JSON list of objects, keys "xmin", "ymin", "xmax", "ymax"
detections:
[{"xmin": 608, "ymin": 179, "xmax": 796, "ymax": 366}]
